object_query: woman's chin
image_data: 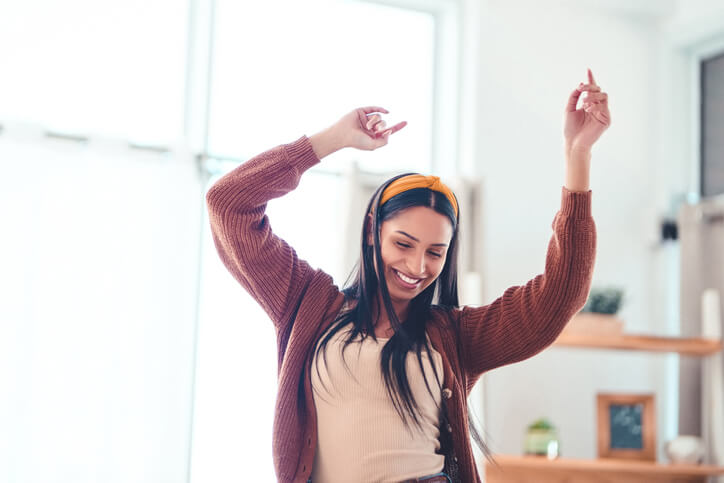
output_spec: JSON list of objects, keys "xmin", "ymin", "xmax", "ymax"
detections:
[{"xmin": 389, "ymin": 284, "xmax": 425, "ymax": 301}]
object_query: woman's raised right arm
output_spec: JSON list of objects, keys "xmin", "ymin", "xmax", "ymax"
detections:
[
  {"xmin": 205, "ymin": 136, "xmax": 323, "ymax": 330},
  {"xmin": 205, "ymin": 107, "xmax": 406, "ymax": 330}
]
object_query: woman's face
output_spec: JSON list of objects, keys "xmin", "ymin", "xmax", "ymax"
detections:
[{"xmin": 368, "ymin": 206, "xmax": 454, "ymax": 305}]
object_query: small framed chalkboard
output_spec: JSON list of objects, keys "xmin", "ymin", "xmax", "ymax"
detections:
[{"xmin": 597, "ymin": 393, "xmax": 656, "ymax": 461}]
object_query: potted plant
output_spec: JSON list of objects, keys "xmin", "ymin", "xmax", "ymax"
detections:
[
  {"xmin": 583, "ymin": 287, "xmax": 624, "ymax": 315},
  {"xmin": 562, "ymin": 287, "xmax": 625, "ymax": 336},
  {"xmin": 524, "ymin": 418, "xmax": 560, "ymax": 459}
]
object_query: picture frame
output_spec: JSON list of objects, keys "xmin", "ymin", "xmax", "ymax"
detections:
[{"xmin": 597, "ymin": 393, "xmax": 656, "ymax": 461}]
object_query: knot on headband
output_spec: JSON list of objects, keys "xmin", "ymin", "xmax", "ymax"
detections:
[{"xmin": 378, "ymin": 174, "xmax": 458, "ymax": 217}]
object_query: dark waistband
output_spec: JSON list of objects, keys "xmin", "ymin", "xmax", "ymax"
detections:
[{"xmin": 400, "ymin": 472, "xmax": 451, "ymax": 483}]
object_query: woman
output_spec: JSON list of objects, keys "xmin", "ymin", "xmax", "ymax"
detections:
[{"xmin": 205, "ymin": 69, "xmax": 609, "ymax": 483}]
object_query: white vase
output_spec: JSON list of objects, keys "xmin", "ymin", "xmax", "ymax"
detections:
[{"xmin": 664, "ymin": 435, "xmax": 706, "ymax": 464}]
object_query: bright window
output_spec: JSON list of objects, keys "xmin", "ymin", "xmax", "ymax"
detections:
[
  {"xmin": 207, "ymin": 0, "xmax": 435, "ymax": 174},
  {"xmin": 192, "ymin": 1, "xmax": 444, "ymax": 481},
  {"xmin": 0, "ymin": 0, "xmax": 187, "ymax": 144}
]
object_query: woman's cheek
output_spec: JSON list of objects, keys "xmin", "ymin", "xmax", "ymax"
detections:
[{"xmin": 434, "ymin": 257, "xmax": 446, "ymax": 274}]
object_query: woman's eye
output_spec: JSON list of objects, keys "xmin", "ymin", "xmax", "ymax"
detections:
[{"xmin": 396, "ymin": 242, "xmax": 442, "ymax": 258}]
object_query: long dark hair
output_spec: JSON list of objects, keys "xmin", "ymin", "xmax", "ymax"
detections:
[{"xmin": 312, "ymin": 172, "xmax": 492, "ymax": 460}]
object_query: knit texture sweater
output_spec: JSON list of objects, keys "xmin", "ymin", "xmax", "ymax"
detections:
[{"xmin": 205, "ymin": 136, "xmax": 597, "ymax": 483}]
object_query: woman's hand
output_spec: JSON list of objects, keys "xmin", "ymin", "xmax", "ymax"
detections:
[
  {"xmin": 309, "ymin": 106, "xmax": 407, "ymax": 159},
  {"xmin": 564, "ymin": 69, "xmax": 611, "ymax": 153}
]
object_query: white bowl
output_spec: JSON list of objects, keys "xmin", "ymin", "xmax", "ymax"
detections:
[{"xmin": 664, "ymin": 435, "xmax": 706, "ymax": 465}]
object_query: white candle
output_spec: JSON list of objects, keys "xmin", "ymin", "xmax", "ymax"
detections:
[{"xmin": 701, "ymin": 288, "xmax": 722, "ymax": 339}]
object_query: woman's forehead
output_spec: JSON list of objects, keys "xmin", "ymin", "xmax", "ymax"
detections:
[{"xmin": 381, "ymin": 206, "xmax": 453, "ymax": 240}]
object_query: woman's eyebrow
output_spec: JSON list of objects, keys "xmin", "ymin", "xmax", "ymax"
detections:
[{"xmin": 395, "ymin": 230, "xmax": 448, "ymax": 247}]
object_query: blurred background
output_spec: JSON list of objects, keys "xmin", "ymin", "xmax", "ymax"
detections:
[{"xmin": 1, "ymin": 0, "xmax": 723, "ymax": 481}]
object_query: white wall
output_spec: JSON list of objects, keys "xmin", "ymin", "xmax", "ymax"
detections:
[{"xmin": 468, "ymin": 0, "xmax": 690, "ymax": 463}]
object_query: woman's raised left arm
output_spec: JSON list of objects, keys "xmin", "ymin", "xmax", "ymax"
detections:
[{"xmin": 454, "ymin": 69, "xmax": 610, "ymax": 379}]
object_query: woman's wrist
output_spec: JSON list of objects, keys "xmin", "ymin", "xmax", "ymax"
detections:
[
  {"xmin": 565, "ymin": 142, "xmax": 592, "ymax": 159},
  {"xmin": 564, "ymin": 144, "xmax": 592, "ymax": 191},
  {"xmin": 309, "ymin": 127, "xmax": 346, "ymax": 160}
]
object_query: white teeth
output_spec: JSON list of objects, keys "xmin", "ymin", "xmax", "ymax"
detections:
[{"xmin": 395, "ymin": 270, "xmax": 420, "ymax": 284}]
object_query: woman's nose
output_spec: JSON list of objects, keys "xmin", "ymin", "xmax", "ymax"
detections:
[{"xmin": 407, "ymin": 252, "xmax": 426, "ymax": 276}]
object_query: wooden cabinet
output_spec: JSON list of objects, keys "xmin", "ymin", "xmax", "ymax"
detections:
[{"xmin": 485, "ymin": 454, "xmax": 724, "ymax": 483}]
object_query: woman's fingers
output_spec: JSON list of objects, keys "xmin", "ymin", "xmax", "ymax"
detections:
[
  {"xmin": 565, "ymin": 87, "xmax": 583, "ymax": 112},
  {"xmin": 360, "ymin": 106, "xmax": 389, "ymax": 115},
  {"xmin": 590, "ymin": 107, "xmax": 611, "ymax": 126},
  {"xmin": 376, "ymin": 120, "xmax": 408, "ymax": 138},
  {"xmin": 583, "ymin": 98, "xmax": 611, "ymax": 125},
  {"xmin": 582, "ymin": 91, "xmax": 608, "ymax": 108},
  {"xmin": 366, "ymin": 116, "xmax": 388, "ymax": 133},
  {"xmin": 579, "ymin": 83, "xmax": 601, "ymax": 93},
  {"xmin": 566, "ymin": 69, "xmax": 600, "ymax": 112},
  {"xmin": 388, "ymin": 120, "xmax": 407, "ymax": 133},
  {"xmin": 357, "ymin": 107, "xmax": 389, "ymax": 132},
  {"xmin": 568, "ymin": 83, "xmax": 605, "ymax": 112},
  {"xmin": 586, "ymin": 92, "xmax": 608, "ymax": 103},
  {"xmin": 356, "ymin": 105, "xmax": 407, "ymax": 140},
  {"xmin": 588, "ymin": 68, "xmax": 596, "ymax": 86},
  {"xmin": 366, "ymin": 114, "xmax": 381, "ymax": 130},
  {"xmin": 582, "ymin": 91, "xmax": 609, "ymax": 110}
]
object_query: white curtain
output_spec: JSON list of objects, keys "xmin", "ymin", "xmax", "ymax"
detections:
[
  {"xmin": 0, "ymin": 136, "xmax": 203, "ymax": 482},
  {"xmin": 680, "ymin": 199, "xmax": 724, "ymax": 475},
  {"xmin": 702, "ymin": 288, "xmax": 724, "ymax": 481}
]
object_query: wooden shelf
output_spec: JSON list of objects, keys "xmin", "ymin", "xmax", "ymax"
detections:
[
  {"xmin": 553, "ymin": 332, "xmax": 722, "ymax": 356},
  {"xmin": 485, "ymin": 454, "xmax": 724, "ymax": 482}
]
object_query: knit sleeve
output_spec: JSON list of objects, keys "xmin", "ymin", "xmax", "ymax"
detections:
[
  {"xmin": 456, "ymin": 187, "xmax": 596, "ymax": 378},
  {"xmin": 204, "ymin": 136, "xmax": 326, "ymax": 330}
]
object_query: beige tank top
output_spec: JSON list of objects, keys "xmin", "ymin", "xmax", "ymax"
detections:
[{"xmin": 310, "ymin": 322, "xmax": 445, "ymax": 482}]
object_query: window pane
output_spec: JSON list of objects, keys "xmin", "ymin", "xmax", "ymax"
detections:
[
  {"xmin": 208, "ymin": 0, "xmax": 434, "ymax": 173},
  {"xmin": 0, "ymin": 0, "xmax": 187, "ymax": 143},
  {"xmin": 701, "ymin": 52, "xmax": 724, "ymax": 197}
]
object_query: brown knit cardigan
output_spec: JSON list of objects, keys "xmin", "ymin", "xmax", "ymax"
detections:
[{"xmin": 205, "ymin": 136, "xmax": 596, "ymax": 482}]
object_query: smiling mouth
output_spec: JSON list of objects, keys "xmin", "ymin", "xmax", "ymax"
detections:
[{"xmin": 392, "ymin": 269, "xmax": 423, "ymax": 288}]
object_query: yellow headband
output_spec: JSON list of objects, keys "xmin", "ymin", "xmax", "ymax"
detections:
[{"xmin": 379, "ymin": 174, "xmax": 458, "ymax": 217}]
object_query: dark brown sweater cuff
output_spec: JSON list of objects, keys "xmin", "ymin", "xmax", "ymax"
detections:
[
  {"xmin": 560, "ymin": 186, "xmax": 592, "ymax": 219},
  {"xmin": 284, "ymin": 136, "xmax": 321, "ymax": 177}
]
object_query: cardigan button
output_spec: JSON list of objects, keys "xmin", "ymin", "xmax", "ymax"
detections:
[
  {"xmin": 453, "ymin": 456, "xmax": 458, "ymax": 463},
  {"xmin": 446, "ymin": 424, "xmax": 453, "ymax": 432},
  {"xmin": 442, "ymin": 388, "xmax": 452, "ymax": 399}
]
